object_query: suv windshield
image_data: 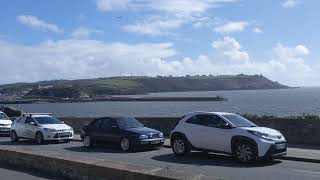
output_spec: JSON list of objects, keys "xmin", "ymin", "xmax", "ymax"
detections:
[
  {"xmin": 0, "ymin": 113, "xmax": 10, "ymax": 120},
  {"xmin": 116, "ymin": 117, "xmax": 144, "ymax": 129},
  {"xmin": 222, "ymin": 114, "xmax": 256, "ymax": 127},
  {"xmin": 34, "ymin": 116, "xmax": 62, "ymax": 125}
]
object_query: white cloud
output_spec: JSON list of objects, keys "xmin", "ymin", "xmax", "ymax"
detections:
[
  {"xmin": 273, "ymin": 43, "xmax": 309, "ymax": 59},
  {"xmin": 97, "ymin": 0, "xmax": 238, "ymax": 36},
  {"xmin": 283, "ymin": 0, "xmax": 298, "ymax": 8},
  {"xmin": 124, "ymin": 17, "xmax": 185, "ymax": 36},
  {"xmin": 97, "ymin": 0, "xmax": 237, "ymax": 16},
  {"xmin": 0, "ymin": 39, "xmax": 177, "ymax": 83},
  {"xmin": 17, "ymin": 15, "xmax": 63, "ymax": 34},
  {"xmin": 96, "ymin": 0, "xmax": 130, "ymax": 11},
  {"xmin": 71, "ymin": 27, "xmax": 101, "ymax": 39},
  {"xmin": 0, "ymin": 38, "xmax": 318, "ymax": 86},
  {"xmin": 144, "ymin": 0, "xmax": 211, "ymax": 17},
  {"xmin": 212, "ymin": 36, "xmax": 250, "ymax": 62},
  {"xmin": 214, "ymin": 21, "xmax": 248, "ymax": 33},
  {"xmin": 253, "ymin": 27, "xmax": 263, "ymax": 34}
]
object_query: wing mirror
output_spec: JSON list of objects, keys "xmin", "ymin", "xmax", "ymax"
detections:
[
  {"xmin": 221, "ymin": 123, "xmax": 233, "ymax": 129},
  {"xmin": 30, "ymin": 122, "xmax": 37, "ymax": 126}
]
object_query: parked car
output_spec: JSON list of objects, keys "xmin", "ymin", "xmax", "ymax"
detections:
[
  {"xmin": 10, "ymin": 113, "xmax": 74, "ymax": 144},
  {"xmin": 80, "ymin": 117, "xmax": 165, "ymax": 151},
  {"xmin": 0, "ymin": 112, "xmax": 12, "ymax": 135},
  {"xmin": 170, "ymin": 112, "xmax": 287, "ymax": 163}
]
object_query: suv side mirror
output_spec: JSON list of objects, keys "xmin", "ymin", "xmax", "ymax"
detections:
[
  {"xmin": 221, "ymin": 123, "xmax": 233, "ymax": 129},
  {"xmin": 61, "ymin": 121, "xmax": 65, "ymax": 124}
]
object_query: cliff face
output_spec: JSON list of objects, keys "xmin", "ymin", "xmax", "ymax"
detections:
[{"xmin": 0, "ymin": 74, "xmax": 289, "ymax": 98}]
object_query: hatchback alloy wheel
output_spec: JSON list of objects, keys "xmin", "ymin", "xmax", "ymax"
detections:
[
  {"xmin": 10, "ymin": 131, "xmax": 19, "ymax": 142},
  {"xmin": 36, "ymin": 132, "xmax": 44, "ymax": 144},
  {"xmin": 120, "ymin": 138, "xmax": 130, "ymax": 151},
  {"xmin": 83, "ymin": 136, "xmax": 92, "ymax": 147}
]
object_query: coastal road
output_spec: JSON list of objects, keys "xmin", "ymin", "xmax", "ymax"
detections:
[{"xmin": 0, "ymin": 137, "xmax": 319, "ymax": 180}]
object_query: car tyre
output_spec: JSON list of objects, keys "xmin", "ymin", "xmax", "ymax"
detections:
[
  {"xmin": 35, "ymin": 132, "xmax": 44, "ymax": 145},
  {"xmin": 83, "ymin": 136, "xmax": 92, "ymax": 148},
  {"xmin": 10, "ymin": 131, "xmax": 19, "ymax": 142},
  {"xmin": 120, "ymin": 138, "xmax": 131, "ymax": 152},
  {"xmin": 172, "ymin": 136, "xmax": 190, "ymax": 156},
  {"xmin": 233, "ymin": 141, "xmax": 257, "ymax": 163}
]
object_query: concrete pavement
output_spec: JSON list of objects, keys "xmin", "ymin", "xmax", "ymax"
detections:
[
  {"xmin": 0, "ymin": 165, "xmax": 62, "ymax": 180},
  {"xmin": 73, "ymin": 134, "xmax": 320, "ymax": 163},
  {"xmin": 0, "ymin": 137, "xmax": 319, "ymax": 180}
]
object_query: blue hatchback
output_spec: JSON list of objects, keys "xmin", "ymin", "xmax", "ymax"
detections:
[{"xmin": 81, "ymin": 117, "xmax": 165, "ymax": 151}]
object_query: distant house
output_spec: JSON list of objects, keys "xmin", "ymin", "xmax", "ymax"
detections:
[
  {"xmin": 38, "ymin": 85, "xmax": 53, "ymax": 89},
  {"xmin": 79, "ymin": 93, "xmax": 91, "ymax": 100}
]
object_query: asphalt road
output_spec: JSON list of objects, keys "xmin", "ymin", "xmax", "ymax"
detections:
[
  {"xmin": 0, "ymin": 137, "xmax": 319, "ymax": 180},
  {"xmin": 0, "ymin": 165, "xmax": 62, "ymax": 180}
]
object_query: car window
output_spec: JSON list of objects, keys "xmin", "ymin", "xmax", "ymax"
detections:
[
  {"xmin": 101, "ymin": 119, "xmax": 117, "ymax": 129},
  {"xmin": 34, "ymin": 116, "xmax": 62, "ymax": 125},
  {"xmin": 222, "ymin": 114, "xmax": 256, "ymax": 127},
  {"xmin": 25, "ymin": 117, "xmax": 36, "ymax": 124},
  {"xmin": 186, "ymin": 115, "xmax": 202, "ymax": 125},
  {"xmin": 17, "ymin": 117, "xmax": 25, "ymax": 124},
  {"xmin": 116, "ymin": 117, "xmax": 143, "ymax": 129},
  {"xmin": 92, "ymin": 119, "xmax": 103, "ymax": 128},
  {"xmin": 199, "ymin": 115, "xmax": 227, "ymax": 128},
  {"xmin": 186, "ymin": 114, "xmax": 227, "ymax": 128},
  {"xmin": 0, "ymin": 113, "xmax": 10, "ymax": 120}
]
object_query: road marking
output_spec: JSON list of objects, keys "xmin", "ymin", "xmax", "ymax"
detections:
[{"xmin": 292, "ymin": 169, "xmax": 320, "ymax": 174}]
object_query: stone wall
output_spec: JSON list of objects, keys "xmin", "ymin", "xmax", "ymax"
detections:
[{"xmin": 60, "ymin": 117, "xmax": 320, "ymax": 145}]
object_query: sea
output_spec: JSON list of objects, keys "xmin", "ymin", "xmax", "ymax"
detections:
[{"xmin": 2, "ymin": 87, "xmax": 320, "ymax": 118}]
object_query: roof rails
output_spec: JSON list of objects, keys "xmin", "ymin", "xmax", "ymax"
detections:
[{"xmin": 22, "ymin": 113, "xmax": 52, "ymax": 117}]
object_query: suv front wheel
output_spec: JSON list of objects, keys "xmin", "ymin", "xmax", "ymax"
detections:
[
  {"xmin": 172, "ymin": 136, "xmax": 190, "ymax": 156},
  {"xmin": 233, "ymin": 141, "xmax": 257, "ymax": 163}
]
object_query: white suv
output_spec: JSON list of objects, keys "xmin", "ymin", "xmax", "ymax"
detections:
[
  {"xmin": 10, "ymin": 113, "xmax": 74, "ymax": 144},
  {"xmin": 170, "ymin": 112, "xmax": 287, "ymax": 163},
  {"xmin": 0, "ymin": 112, "xmax": 12, "ymax": 135}
]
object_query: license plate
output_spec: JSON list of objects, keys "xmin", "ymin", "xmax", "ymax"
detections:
[
  {"xmin": 276, "ymin": 143, "xmax": 286, "ymax": 149},
  {"xmin": 151, "ymin": 140, "xmax": 160, "ymax": 144},
  {"xmin": 59, "ymin": 132, "xmax": 70, "ymax": 136},
  {"xmin": 0, "ymin": 129, "xmax": 9, "ymax": 132}
]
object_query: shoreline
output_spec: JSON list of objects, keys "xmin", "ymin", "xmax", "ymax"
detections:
[{"xmin": 0, "ymin": 96, "xmax": 227, "ymax": 104}]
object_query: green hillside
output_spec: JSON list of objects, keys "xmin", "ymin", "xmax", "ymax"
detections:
[{"xmin": 0, "ymin": 74, "xmax": 289, "ymax": 99}]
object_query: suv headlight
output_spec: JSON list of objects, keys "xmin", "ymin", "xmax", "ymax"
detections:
[
  {"xmin": 247, "ymin": 130, "xmax": 273, "ymax": 140},
  {"xmin": 159, "ymin": 133, "xmax": 164, "ymax": 138},
  {"xmin": 44, "ymin": 128, "xmax": 57, "ymax": 132},
  {"xmin": 139, "ymin": 135, "xmax": 148, "ymax": 140}
]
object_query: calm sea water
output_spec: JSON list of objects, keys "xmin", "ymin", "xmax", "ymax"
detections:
[{"xmin": 2, "ymin": 87, "xmax": 320, "ymax": 117}]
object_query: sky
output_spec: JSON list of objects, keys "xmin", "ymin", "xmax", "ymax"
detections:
[{"xmin": 0, "ymin": 0, "xmax": 320, "ymax": 86}]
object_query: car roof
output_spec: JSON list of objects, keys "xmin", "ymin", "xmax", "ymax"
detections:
[
  {"xmin": 21, "ymin": 114, "xmax": 52, "ymax": 118},
  {"xmin": 31, "ymin": 114, "xmax": 52, "ymax": 117},
  {"xmin": 95, "ymin": 116, "xmax": 132, "ymax": 120},
  {"xmin": 184, "ymin": 111, "xmax": 236, "ymax": 116}
]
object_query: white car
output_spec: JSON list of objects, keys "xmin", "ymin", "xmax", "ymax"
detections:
[
  {"xmin": 170, "ymin": 112, "xmax": 287, "ymax": 163},
  {"xmin": 10, "ymin": 113, "xmax": 74, "ymax": 144},
  {"xmin": 0, "ymin": 112, "xmax": 12, "ymax": 135}
]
